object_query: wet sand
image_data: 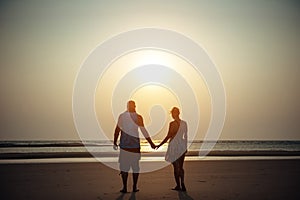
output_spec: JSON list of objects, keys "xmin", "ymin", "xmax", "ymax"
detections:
[{"xmin": 1, "ymin": 159, "xmax": 299, "ymax": 200}]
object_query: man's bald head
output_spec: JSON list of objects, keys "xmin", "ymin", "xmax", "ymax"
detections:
[{"xmin": 127, "ymin": 100, "xmax": 136, "ymax": 112}]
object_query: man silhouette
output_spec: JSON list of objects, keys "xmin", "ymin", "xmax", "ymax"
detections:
[{"xmin": 113, "ymin": 100, "xmax": 156, "ymax": 193}]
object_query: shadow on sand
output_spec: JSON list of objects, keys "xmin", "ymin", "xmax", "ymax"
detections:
[
  {"xmin": 115, "ymin": 192, "xmax": 136, "ymax": 200},
  {"xmin": 115, "ymin": 190, "xmax": 193, "ymax": 200},
  {"xmin": 178, "ymin": 191, "xmax": 194, "ymax": 200}
]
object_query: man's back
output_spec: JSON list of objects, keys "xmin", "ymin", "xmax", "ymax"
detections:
[{"xmin": 118, "ymin": 111, "xmax": 140, "ymax": 149}]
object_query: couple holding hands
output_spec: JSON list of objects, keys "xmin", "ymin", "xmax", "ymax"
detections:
[{"xmin": 113, "ymin": 100, "xmax": 188, "ymax": 193}]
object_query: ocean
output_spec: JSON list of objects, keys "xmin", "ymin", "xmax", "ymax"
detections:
[{"xmin": 1, "ymin": 140, "xmax": 300, "ymax": 160}]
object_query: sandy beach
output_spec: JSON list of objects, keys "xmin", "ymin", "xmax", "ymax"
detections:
[{"xmin": 1, "ymin": 159, "xmax": 299, "ymax": 200}]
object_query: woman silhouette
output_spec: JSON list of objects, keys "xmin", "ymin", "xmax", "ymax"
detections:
[{"xmin": 157, "ymin": 107, "xmax": 188, "ymax": 191}]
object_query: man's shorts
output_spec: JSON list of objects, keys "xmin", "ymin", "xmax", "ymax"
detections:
[{"xmin": 119, "ymin": 148, "xmax": 141, "ymax": 173}]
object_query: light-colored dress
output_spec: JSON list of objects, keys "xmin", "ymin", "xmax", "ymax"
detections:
[{"xmin": 165, "ymin": 120, "xmax": 188, "ymax": 163}]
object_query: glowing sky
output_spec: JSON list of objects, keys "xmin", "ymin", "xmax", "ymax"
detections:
[{"xmin": 0, "ymin": 1, "xmax": 299, "ymax": 140}]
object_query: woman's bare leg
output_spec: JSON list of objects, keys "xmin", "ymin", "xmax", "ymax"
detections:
[
  {"xmin": 179, "ymin": 154, "xmax": 186, "ymax": 191},
  {"xmin": 172, "ymin": 161, "xmax": 181, "ymax": 190}
]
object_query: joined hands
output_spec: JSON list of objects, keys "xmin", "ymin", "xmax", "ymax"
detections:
[
  {"xmin": 151, "ymin": 144, "xmax": 162, "ymax": 150},
  {"xmin": 150, "ymin": 143, "xmax": 156, "ymax": 149}
]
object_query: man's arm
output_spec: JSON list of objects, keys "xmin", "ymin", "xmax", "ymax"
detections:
[
  {"xmin": 137, "ymin": 115, "xmax": 156, "ymax": 149},
  {"xmin": 113, "ymin": 125, "xmax": 121, "ymax": 147}
]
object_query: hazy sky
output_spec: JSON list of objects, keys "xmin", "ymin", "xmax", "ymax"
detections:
[{"xmin": 0, "ymin": 1, "xmax": 299, "ymax": 140}]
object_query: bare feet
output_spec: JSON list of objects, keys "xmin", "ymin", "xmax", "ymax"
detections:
[
  {"xmin": 172, "ymin": 186, "xmax": 181, "ymax": 191},
  {"xmin": 133, "ymin": 188, "xmax": 140, "ymax": 192},
  {"xmin": 120, "ymin": 188, "xmax": 127, "ymax": 193}
]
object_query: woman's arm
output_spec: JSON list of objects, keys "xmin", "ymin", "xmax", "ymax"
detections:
[
  {"xmin": 156, "ymin": 122, "xmax": 176, "ymax": 149},
  {"xmin": 156, "ymin": 135, "xmax": 170, "ymax": 149}
]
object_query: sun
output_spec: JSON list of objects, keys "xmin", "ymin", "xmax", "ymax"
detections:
[
  {"xmin": 95, "ymin": 48, "xmax": 211, "ymax": 141},
  {"xmin": 130, "ymin": 84, "xmax": 180, "ymax": 137},
  {"xmin": 134, "ymin": 50, "xmax": 173, "ymax": 66}
]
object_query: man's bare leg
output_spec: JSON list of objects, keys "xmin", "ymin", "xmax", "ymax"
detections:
[
  {"xmin": 132, "ymin": 173, "xmax": 139, "ymax": 192},
  {"xmin": 120, "ymin": 171, "xmax": 128, "ymax": 193}
]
